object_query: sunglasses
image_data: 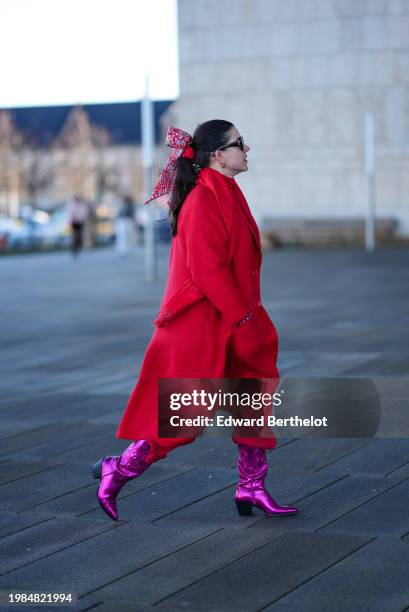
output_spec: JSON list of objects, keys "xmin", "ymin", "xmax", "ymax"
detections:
[{"xmin": 218, "ymin": 136, "xmax": 245, "ymax": 152}]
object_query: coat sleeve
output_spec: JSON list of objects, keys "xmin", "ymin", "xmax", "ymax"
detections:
[{"xmin": 179, "ymin": 185, "xmax": 250, "ymax": 326}]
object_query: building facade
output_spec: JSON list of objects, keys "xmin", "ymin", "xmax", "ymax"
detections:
[
  {"xmin": 173, "ymin": 0, "xmax": 409, "ymax": 237},
  {"xmin": 0, "ymin": 101, "xmax": 172, "ymax": 216}
]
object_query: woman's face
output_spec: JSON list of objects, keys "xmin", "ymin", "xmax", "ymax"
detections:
[{"xmin": 214, "ymin": 126, "xmax": 250, "ymax": 177}]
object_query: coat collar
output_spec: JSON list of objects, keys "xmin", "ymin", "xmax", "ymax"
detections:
[
  {"xmin": 197, "ymin": 167, "xmax": 261, "ymax": 253},
  {"xmin": 196, "ymin": 166, "xmax": 236, "ymax": 192}
]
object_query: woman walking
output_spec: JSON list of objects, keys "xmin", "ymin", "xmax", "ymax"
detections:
[
  {"xmin": 91, "ymin": 120, "xmax": 298, "ymax": 520},
  {"xmin": 67, "ymin": 195, "xmax": 88, "ymax": 257}
]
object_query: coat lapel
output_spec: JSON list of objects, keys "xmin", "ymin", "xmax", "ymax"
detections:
[
  {"xmin": 198, "ymin": 168, "xmax": 262, "ymax": 258},
  {"xmin": 232, "ymin": 182, "xmax": 261, "ymax": 254}
]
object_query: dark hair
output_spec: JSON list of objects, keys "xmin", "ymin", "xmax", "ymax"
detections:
[{"xmin": 169, "ymin": 119, "xmax": 234, "ymax": 236}]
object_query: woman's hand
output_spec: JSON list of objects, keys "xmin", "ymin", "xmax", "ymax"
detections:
[{"xmin": 230, "ymin": 307, "xmax": 278, "ymax": 362}]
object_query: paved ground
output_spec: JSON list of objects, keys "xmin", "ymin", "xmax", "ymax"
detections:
[{"xmin": 0, "ymin": 244, "xmax": 409, "ymax": 612}]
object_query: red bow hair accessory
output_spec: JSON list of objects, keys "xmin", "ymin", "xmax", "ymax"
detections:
[
  {"xmin": 181, "ymin": 145, "xmax": 195, "ymax": 160},
  {"xmin": 145, "ymin": 126, "xmax": 195, "ymax": 206}
]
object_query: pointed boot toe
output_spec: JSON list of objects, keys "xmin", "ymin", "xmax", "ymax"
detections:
[
  {"xmin": 262, "ymin": 502, "xmax": 298, "ymax": 516},
  {"xmin": 97, "ymin": 492, "xmax": 119, "ymax": 521},
  {"xmin": 92, "ymin": 456, "xmax": 122, "ymax": 520}
]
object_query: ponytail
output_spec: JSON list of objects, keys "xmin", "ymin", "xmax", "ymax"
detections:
[
  {"xmin": 169, "ymin": 157, "xmax": 199, "ymax": 237},
  {"xmin": 168, "ymin": 119, "xmax": 234, "ymax": 236}
]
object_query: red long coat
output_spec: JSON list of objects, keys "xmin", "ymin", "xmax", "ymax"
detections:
[{"xmin": 116, "ymin": 166, "xmax": 279, "ymax": 450}]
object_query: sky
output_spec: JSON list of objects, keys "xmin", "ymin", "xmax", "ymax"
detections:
[{"xmin": 0, "ymin": 0, "xmax": 179, "ymax": 108}]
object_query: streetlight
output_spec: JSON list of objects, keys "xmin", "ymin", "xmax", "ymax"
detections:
[{"xmin": 142, "ymin": 76, "xmax": 157, "ymax": 281}]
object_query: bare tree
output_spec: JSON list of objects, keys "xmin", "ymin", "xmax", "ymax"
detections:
[
  {"xmin": 24, "ymin": 156, "xmax": 53, "ymax": 208},
  {"xmin": 91, "ymin": 124, "xmax": 116, "ymax": 202},
  {"xmin": 0, "ymin": 110, "xmax": 24, "ymax": 216},
  {"xmin": 52, "ymin": 105, "xmax": 115, "ymax": 202}
]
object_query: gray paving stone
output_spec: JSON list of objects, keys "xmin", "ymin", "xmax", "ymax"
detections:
[
  {"xmin": 43, "ymin": 436, "xmax": 127, "ymax": 466},
  {"xmin": 0, "ymin": 423, "xmax": 113, "ymax": 460},
  {"xmin": 377, "ymin": 399, "xmax": 409, "ymax": 433},
  {"xmin": 0, "ymin": 393, "xmax": 91, "ymax": 416},
  {"xmin": 87, "ymin": 409, "xmax": 123, "ymax": 425},
  {"xmin": 251, "ymin": 474, "xmax": 397, "ymax": 532},
  {"xmin": 44, "ymin": 430, "xmax": 238, "ymax": 468},
  {"xmin": 155, "ymin": 486, "xmax": 262, "ymax": 529},
  {"xmin": 1, "ymin": 464, "xmax": 93, "ymax": 512},
  {"xmin": 153, "ymin": 532, "xmax": 371, "ymax": 611},
  {"xmin": 0, "ymin": 424, "xmax": 63, "ymax": 454},
  {"xmin": 319, "ymin": 477, "xmax": 409, "ymax": 537},
  {"xmin": 155, "ymin": 469, "xmax": 342, "ymax": 529},
  {"xmin": 0, "ymin": 393, "xmax": 128, "ymax": 430},
  {"xmin": 0, "ymin": 512, "xmax": 53, "ymax": 539},
  {"xmin": 1, "ymin": 247, "xmax": 408, "ymax": 610},
  {"xmin": 0, "ymin": 460, "xmax": 52, "ymax": 485},
  {"xmin": 261, "ymin": 437, "xmax": 373, "ymax": 474},
  {"xmin": 314, "ymin": 438, "xmax": 409, "ymax": 477},
  {"xmin": 78, "ymin": 601, "xmax": 181, "ymax": 612},
  {"xmin": 387, "ymin": 459, "xmax": 409, "ymax": 481},
  {"xmin": 263, "ymin": 538, "xmax": 409, "ymax": 612},
  {"xmin": 78, "ymin": 526, "xmax": 287, "ymax": 608},
  {"xmin": 340, "ymin": 356, "xmax": 409, "ymax": 376},
  {"xmin": 81, "ymin": 466, "xmax": 238, "ymax": 523},
  {"xmin": 373, "ymin": 377, "xmax": 409, "ymax": 404},
  {"xmin": 0, "ymin": 521, "xmax": 221, "ymax": 596},
  {"xmin": 35, "ymin": 463, "xmax": 193, "ymax": 517},
  {"xmin": 0, "ymin": 517, "xmax": 118, "ymax": 574}
]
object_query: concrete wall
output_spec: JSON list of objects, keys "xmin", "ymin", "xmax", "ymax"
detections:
[{"xmin": 172, "ymin": 0, "xmax": 409, "ymax": 235}]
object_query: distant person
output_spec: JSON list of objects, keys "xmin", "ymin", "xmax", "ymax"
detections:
[
  {"xmin": 115, "ymin": 195, "xmax": 136, "ymax": 257},
  {"xmin": 67, "ymin": 196, "xmax": 88, "ymax": 256}
]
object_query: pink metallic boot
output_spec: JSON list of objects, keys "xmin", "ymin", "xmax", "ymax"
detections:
[
  {"xmin": 235, "ymin": 444, "xmax": 298, "ymax": 517},
  {"xmin": 91, "ymin": 440, "xmax": 152, "ymax": 521}
]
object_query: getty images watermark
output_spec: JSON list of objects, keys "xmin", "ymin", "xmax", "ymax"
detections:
[
  {"xmin": 157, "ymin": 377, "xmax": 401, "ymax": 439},
  {"xmin": 167, "ymin": 387, "xmax": 328, "ymax": 429}
]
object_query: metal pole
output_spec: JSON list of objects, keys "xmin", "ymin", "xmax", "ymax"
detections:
[
  {"xmin": 364, "ymin": 112, "xmax": 376, "ymax": 252},
  {"xmin": 142, "ymin": 76, "xmax": 157, "ymax": 281}
]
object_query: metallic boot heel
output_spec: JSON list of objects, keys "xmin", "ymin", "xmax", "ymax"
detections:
[
  {"xmin": 91, "ymin": 459, "xmax": 102, "ymax": 479},
  {"xmin": 235, "ymin": 500, "xmax": 253, "ymax": 516},
  {"xmin": 235, "ymin": 444, "xmax": 298, "ymax": 517},
  {"xmin": 92, "ymin": 440, "xmax": 151, "ymax": 521}
]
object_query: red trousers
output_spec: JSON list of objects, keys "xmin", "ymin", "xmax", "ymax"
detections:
[
  {"xmin": 144, "ymin": 436, "xmax": 276, "ymax": 465},
  {"xmin": 143, "ymin": 338, "xmax": 278, "ymax": 465}
]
